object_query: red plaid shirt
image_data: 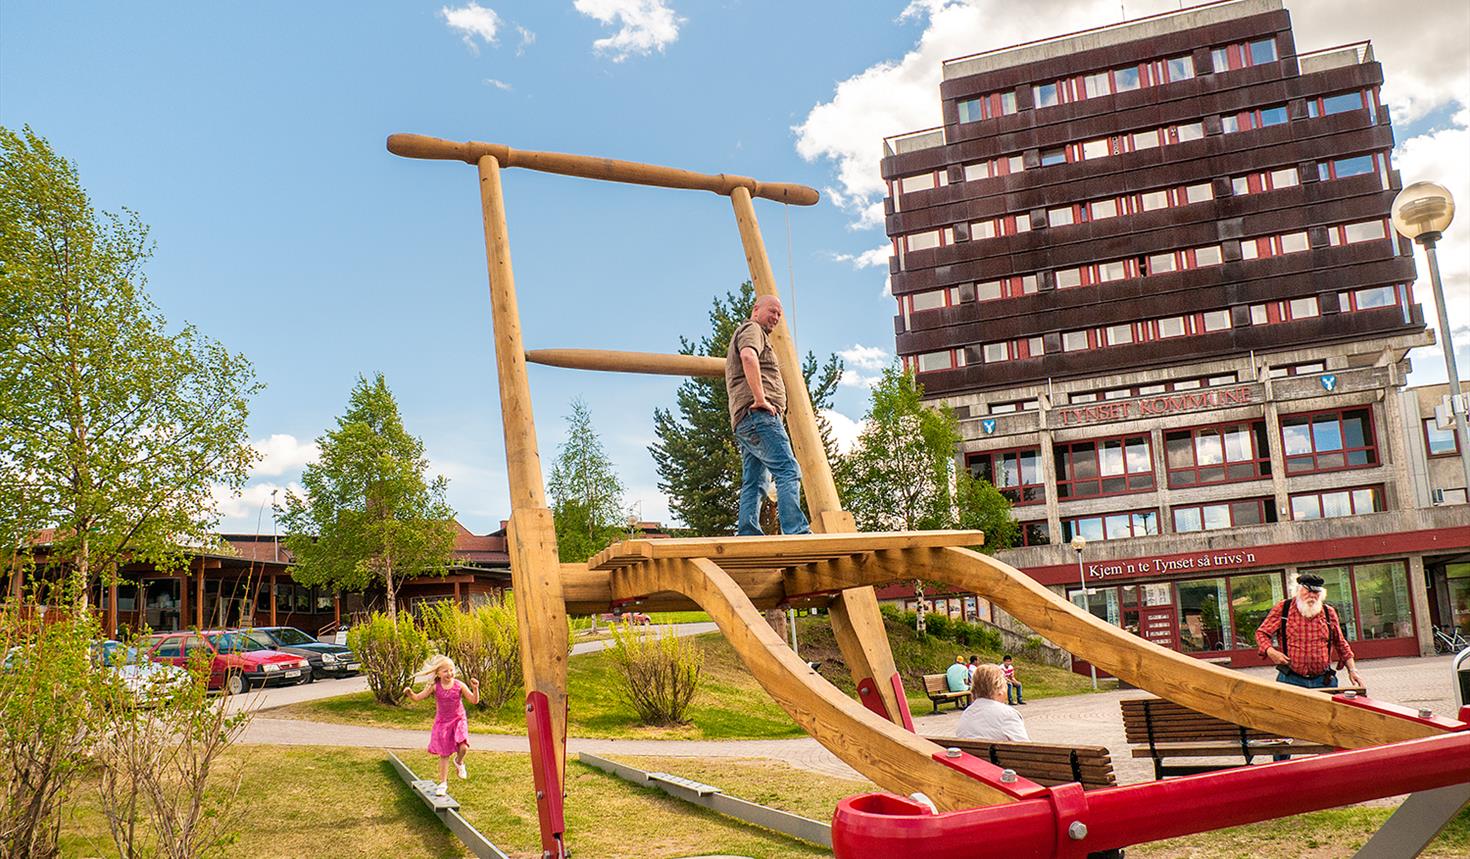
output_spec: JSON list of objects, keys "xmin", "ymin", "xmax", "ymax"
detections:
[{"xmin": 1254, "ymin": 599, "xmax": 1355, "ymax": 677}]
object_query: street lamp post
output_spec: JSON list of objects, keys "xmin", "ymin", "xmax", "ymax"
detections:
[
  {"xmin": 1071, "ymin": 535, "xmax": 1098, "ymax": 690},
  {"xmin": 1391, "ymin": 181, "xmax": 1470, "ymax": 494}
]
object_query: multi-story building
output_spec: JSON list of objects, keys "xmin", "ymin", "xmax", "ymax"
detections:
[{"xmin": 880, "ymin": 0, "xmax": 1470, "ymax": 666}]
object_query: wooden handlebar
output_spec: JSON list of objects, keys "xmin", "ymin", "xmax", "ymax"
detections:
[
  {"xmin": 387, "ymin": 133, "xmax": 820, "ymax": 206},
  {"xmin": 526, "ymin": 348, "xmax": 725, "ymax": 378}
]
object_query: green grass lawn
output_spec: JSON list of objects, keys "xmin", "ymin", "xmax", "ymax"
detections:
[
  {"xmin": 275, "ymin": 616, "xmax": 1092, "ymax": 739},
  {"xmin": 646, "ymin": 610, "xmax": 712, "ymax": 624},
  {"xmin": 57, "ymin": 744, "xmax": 1470, "ymax": 858}
]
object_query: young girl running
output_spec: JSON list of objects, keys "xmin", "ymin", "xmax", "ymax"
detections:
[{"xmin": 404, "ymin": 654, "xmax": 480, "ymax": 796}]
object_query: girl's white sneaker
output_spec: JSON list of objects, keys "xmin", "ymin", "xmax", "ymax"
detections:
[
  {"xmin": 456, "ymin": 761, "xmax": 468, "ymax": 779},
  {"xmin": 434, "ymin": 782, "xmax": 448, "ymax": 797}
]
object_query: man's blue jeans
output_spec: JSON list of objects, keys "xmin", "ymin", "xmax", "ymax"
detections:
[{"xmin": 733, "ymin": 410, "xmax": 810, "ymax": 536}]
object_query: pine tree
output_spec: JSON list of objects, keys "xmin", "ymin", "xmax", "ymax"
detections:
[
  {"xmin": 649, "ymin": 282, "xmax": 842, "ymax": 535},
  {"xmin": 547, "ymin": 399, "xmax": 627, "ymax": 562}
]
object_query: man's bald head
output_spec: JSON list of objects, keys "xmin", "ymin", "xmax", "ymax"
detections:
[{"xmin": 751, "ymin": 295, "xmax": 783, "ymax": 332}]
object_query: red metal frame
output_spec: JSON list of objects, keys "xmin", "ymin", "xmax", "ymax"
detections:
[
  {"xmin": 856, "ymin": 676, "xmax": 890, "ymax": 722},
  {"xmin": 525, "ymin": 691, "xmax": 567, "ymax": 858},
  {"xmin": 889, "ymin": 673, "xmax": 916, "ymax": 732},
  {"xmin": 833, "ymin": 729, "xmax": 1470, "ymax": 858}
]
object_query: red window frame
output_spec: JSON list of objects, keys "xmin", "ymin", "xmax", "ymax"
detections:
[
  {"xmin": 1289, "ymin": 485, "xmax": 1385, "ymax": 520},
  {"xmin": 1317, "ymin": 151, "xmax": 1385, "ymax": 182},
  {"xmin": 963, "ymin": 154, "xmax": 1025, "ymax": 182},
  {"xmin": 1018, "ymin": 521, "xmax": 1051, "ymax": 546},
  {"xmin": 956, "ymin": 90, "xmax": 1017, "ymax": 123},
  {"xmin": 1055, "ymin": 434, "xmax": 1155, "ymax": 498},
  {"xmin": 1171, "ymin": 497, "xmax": 1275, "ymax": 532},
  {"xmin": 1164, "ymin": 421, "xmax": 1271, "ymax": 488},
  {"xmin": 1326, "ymin": 219, "xmax": 1390, "ymax": 246},
  {"xmin": 1232, "ymin": 167, "xmax": 1300, "ymax": 195},
  {"xmin": 907, "ymin": 349, "xmax": 961, "ymax": 375},
  {"xmin": 1280, "ymin": 407, "xmax": 1379, "ymax": 475},
  {"xmin": 966, "ymin": 447, "xmax": 1045, "ymax": 506},
  {"xmin": 1062, "ymin": 508, "xmax": 1160, "ymax": 542},
  {"xmin": 1250, "ymin": 296, "xmax": 1320, "ymax": 325},
  {"xmin": 1424, "ymin": 418, "xmax": 1461, "ymax": 457},
  {"xmin": 1240, "ymin": 232, "xmax": 1309, "ymax": 260},
  {"xmin": 1222, "ymin": 105, "xmax": 1289, "ymax": 133},
  {"xmin": 1306, "ymin": 89, "xmax": 1376, "ymax": 121},
  {"xmin": 973, "ymin": 275, "xmax": 1038, "ymax": 302},
  {"xmin": 980, "ymin": 338, "xmax": 1043, "ymax": 364},
  {"xmin": 1211, "ymin": 38, "xmax": 1277, "ymax": 72},
  {"xmin": 1339, "ymin": 284, "xmax": 1408, "ymax": 312}
]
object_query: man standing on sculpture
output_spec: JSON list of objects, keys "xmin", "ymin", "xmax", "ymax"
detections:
[{"xmin": 725, "ymin": 294, "xmax": 810, "ymax": 536}]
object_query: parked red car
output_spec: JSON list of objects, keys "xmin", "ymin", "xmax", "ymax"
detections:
[{"xmin": 145, "ymin": 630, "xmax": 309, "ymax": 695}]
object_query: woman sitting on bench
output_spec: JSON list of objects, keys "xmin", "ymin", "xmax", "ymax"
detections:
[{"xmin": 955, "ymin": 664, "xmax": 1029, "ymax": 742}]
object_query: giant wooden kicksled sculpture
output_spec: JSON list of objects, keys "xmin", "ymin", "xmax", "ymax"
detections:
[{"xmin": 387, "ymin": 132, "xmax": 1470, "ymax": 859}]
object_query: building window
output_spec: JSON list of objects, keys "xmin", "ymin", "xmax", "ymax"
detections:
[
  {"xmin": 1281, "ymin": 407, "xmax": 1377, "ymax": 474},
  {"xmin": 1232, "ymin": 167, "xmax": 1300, "ymax": 195},
  {"xmin": 1328, "ymin": 219, "xmax": 1389, "ymax": 246},
  {"xmin": 1033, "ymin": 82, "xmax": 1059, "ymax": 108},
  {"xmin": 968, "ymin": 447, "xmax": 1044, "ymax": 505},
  {"xmin": 974, "ymin": 275, "xmax": 1038, "ymax": 301},
  {"xmin": 1062, "ymin": 509, "xmax": 1159, "ymax": 542},
  {"xmin": 1300, "ymin": 561, "xmax": 1412, "ymax": 640},
  {"xmin": 1165, "ymin": 422, "xmax": 1271, "ymax": 488},
  {"xmin": 1240, "ymin": 231, "xmax": 1310, "ymax": 260},
  {"xmin": 988, "ymin": 399, "xmax": 1039, "ymax": 414},
  {"xmin": 1040, "ymin": 147, "xmax": 1068, "ymax": 166},
  {"xmin": 1221, "ymin": 105, "xmax": 1289, "ymax": 134},
  {"xmin": 957, "ymin": 90, "xmax": 1018, "ymax": 123},
  {"xmin": 1212, "ymin": 38, "xmax": 1278, "ymax": 73},
  {"xmin": 915, "ymin": 350, "xmax": 956, "ymax": 373},
  {"xmin": 1318, "ymin": 152, "xmax": 1382, "ymax": 182},
  {"xmin": 1172, "ymin": 498, "xmax": 1275, "ymax": 533},
  {"xmin": 1178, "ymin": 577, "xmax": 1230, "ymax": 653},
  {"xmin": 898, "ymin": 171, "xmax": 941, "ymax": 194},
  {"xmin": 1339, "ymin": 284, "xmax": 1403, "ymax": 312},
  {"xmin": 1166, "ymin": 55, "xmax": 1195, "ymax": 81},
  {"xmin": 982, "ymin": 338, "xmax": 1043, "ymax": 363},
  {"xmin": 963, "ymin": 154, "xmax": 1025, "ymax": 182},
  {"xmin": 1425, "ymin": 418, "xmax": 1460, "ymax": 456},
  {"xmin": 1307, "ymin": 90, "xmax": 1375, "ymax": 120},
  {"xmin": 1019, "ymin": 521, "xmax": 1051, "ymax": 546},
  {"xmin": 1290, "ymin": 485, "xmax": 1385, "ymax": 520},
  {"xmin": 1250, "ymin": 296, "xmax": 1320, "ymax": 325},
  {"xmin": 1056, "ymin": 435, "xmax": 1154, "ymax": 498}
]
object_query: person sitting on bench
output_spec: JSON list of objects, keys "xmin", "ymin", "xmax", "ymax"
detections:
[
  {"xmin": 945, "ymin": 654, "xmax": 970, "ymax": 694},
  {"xmin": 955, "ymin": 664, "xmax": 1029, "ymax": 742}
]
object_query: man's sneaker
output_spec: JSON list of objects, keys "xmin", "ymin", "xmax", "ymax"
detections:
[
  {"xmin": 455, "ymin": 761, "xmax": 468, "ymax": 779},
  {"xmin": 434, "ymin": 782, "xmax": 448, "ymax": 797}
]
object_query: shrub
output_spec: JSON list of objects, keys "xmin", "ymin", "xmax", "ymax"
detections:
[
  {"xmin": 92, "ymin": 633, "xmax": 250, "ymax": 859},
  {"xmin": 348, "ymin": 611, "xmax": 430, "ymax": 706},
  {"xmin": 606, "ymin": 623, "xmax": 703, "ymax": 726},
  {"xmin": 419, "ymin": 596, "xmax": 522, "ymax": 712},
  {"xmin": 0, "ymin": 608, "xmax": 97, "ymax": 859}
]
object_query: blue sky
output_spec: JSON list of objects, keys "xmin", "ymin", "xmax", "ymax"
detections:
[{"xmin": 4, "ymin": 1, "xmax": 1466, "ymax": 535}]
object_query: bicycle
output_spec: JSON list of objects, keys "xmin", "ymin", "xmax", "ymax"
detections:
[{"xmin": 1433, "ymin": 625, "xmax": 1470, "ymax": 655}]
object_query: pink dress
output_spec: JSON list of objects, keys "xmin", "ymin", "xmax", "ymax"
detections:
[{"xmin": 426, "ymin": 680, "xmax": 469, "ymax": 756}]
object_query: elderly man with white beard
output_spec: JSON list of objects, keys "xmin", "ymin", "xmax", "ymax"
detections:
[{"xmin": 1255, "ymin": 573, "xmax": 1364, "ymax": 690}]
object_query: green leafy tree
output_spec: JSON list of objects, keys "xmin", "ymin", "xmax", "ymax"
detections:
[
  {"xmin": 547, "ymin": 399, "xmax": 626, "ymax": 562},
  {"xmin": 837, "ymin": 365, "xmax": 960, "ymax": 532},
  {"xmin": 650, "ymin": 282, "xmax": 842, "ymax": 535},
  {"xmin": 0, "ymin": 126, "xmax": 259, "ymax": 609},
  {"xmin": 281, "ymin": 373, "xmax": 456, "ymax": 619},
  {"xmin": 955, "ymin": 472, "xmax": 1020, "ymax": 552}
]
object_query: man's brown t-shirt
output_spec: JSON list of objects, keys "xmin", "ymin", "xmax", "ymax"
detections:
[{"xmin": 725, "ymin": 320, "xmax": 786, "ymax": 431}]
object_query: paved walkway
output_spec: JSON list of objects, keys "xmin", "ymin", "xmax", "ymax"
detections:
[{"xmin": 239, "ymin": 653, "xmax": 1465, "ymax": 786}]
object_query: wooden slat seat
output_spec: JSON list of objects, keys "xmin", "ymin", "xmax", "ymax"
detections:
[
  {"xmin": 922, "ymin": 674, "xmax": 970, "ymax": 712},
  {"xmin": 588, "ymin": 530, "xmax": 986, "ymax": 572},
  {"xmin": 923, "ymin": 737, "xmax": 1115, "ymax": 789},
  {"xmin": 1122, "ymin": 695, "xmax": 1348, "ymax": 778}
]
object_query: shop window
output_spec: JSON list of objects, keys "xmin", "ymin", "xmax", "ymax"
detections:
[
  {"xmin": 1178, "ymin": 577, "xmax": 1229, "ymax": 653},
  {"xmin": 1290, "ymin": 485, "xmax": 1385, "ymax": 520},
  {"xmin": 1281, "ymin": 407, "xmax": 1377, "ymax": 474},
  {"xmin": 1297, "ymin": 566, "xmax": 1358, "ymax": 639},
  {"xmin": 1229, "ymin": 573, "xmax": 1284, "ymax": 649},
  {"xmin": 1056, "ymin": 435, "xmax": 1154, "ymax": 498},
  {"xmin": 1424, "ymin": 418, "xmax": 1460, "ymax": 456},
  {"xmin": 967, "ymin": 447, "xmax": 1044, "ymax": 505},
  {"xmin": 1353, "ymin": 561, "xmax": 1413, "ymax": 639},
  {"xmin": 1165, "ymin": 421, "xmax": 1271, "ymax": 487}
]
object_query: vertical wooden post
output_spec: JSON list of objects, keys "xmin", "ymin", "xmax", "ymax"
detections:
[
  {"xmin": 107, "ymin": 582, "xmax": 118, "ymax": 638},
  {"xmin": 476, "ymin": 155, "xmax": 570, "ymax": 853},
  {"xmin": 270, "ymin": 575, "xmax": 278, "ymax": 626},
  {"xmin": 728, "ymin": 187, "xmax": 908, "ymax": 729},
  {"xmin": 195, "ymin": 569, "xmax": 204, "ymax": 629},
  {"xmin": 178, "ymin": 573, "xmax": 188, "ymax": 630}
]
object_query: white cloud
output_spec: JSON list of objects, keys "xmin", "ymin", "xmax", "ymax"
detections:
[
  {"xmin": 249, "ymin": 434, "xmax": 318, "ymax": 477},
  {"xmin": 1395, "ymin": 107, "xmax": 1470, "ymax": 385},
  {"xmin": 573, "ymin": 0, "xmax": 682, "ymax": 62},
  {"xmin": 484, "ymin": 78, "xmax": 514, "ymax": 91},
  {"xmin": 211, "ymin": 481, "xmax": 302, "ymax": 534},
  {"xmin": 442, "ymin": 2, "xmax": 502, "ymax": 53},
  {"xmin": 821, "ymin": 409, "xmax": 864, "ymax": 455},
  {"xmin": 832, "ymin": 244, "xmax": 893, "ymax": 269},
  {"xmin": 515, "ymin": 25, "xmax": 536, "ymax": 55},
  {"xmin": 839, "ymin": 344, "xmax": 892, "ymax": 371}
]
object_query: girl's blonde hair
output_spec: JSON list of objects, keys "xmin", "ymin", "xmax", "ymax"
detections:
[{"xmin": 418, "ymin": 654, "xmax": 456, "ymax": 679}]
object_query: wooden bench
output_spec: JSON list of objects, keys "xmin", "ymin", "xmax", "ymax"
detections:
[
  {"xmin": 1121, "ymin": 695, "xmax": 1351, "ymax": 779},
  {"xmin": 924, "ymin": 737, "xmax": 1116, "ymax": 789},
  {"xmin": 922, "ymin": 673, "xmax": 969, "ymax": 713}
]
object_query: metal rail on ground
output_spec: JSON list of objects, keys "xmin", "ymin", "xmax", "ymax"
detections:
[
  {"xmin": 386, "ymin": 750, "xmax": 511, "ymax": 859},
  {"xmin": 578, "ymin": 752, "xmax": 832, "ymax": 848}
]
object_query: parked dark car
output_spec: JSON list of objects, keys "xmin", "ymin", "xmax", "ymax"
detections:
[
  {"xmin": 245, "ymin": 626, "xmax": 359, "ymax": 681},
  {"xmin": 145, "ymin": 630, "xmax": 308, "ymax": 695}
]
